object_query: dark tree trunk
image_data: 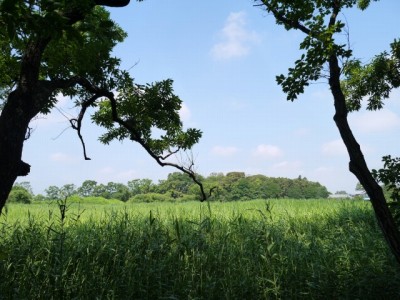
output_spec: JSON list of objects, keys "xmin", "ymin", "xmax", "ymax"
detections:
[
  {"xmin": 0, "ymin": 91, "xmax": 34, "ymax": 213},
  {"xmin": 0, "ymin": 38, "xmax": 49, "ymax": 214},
  {"xmin": 329, "ymin": 54, "xmax": 400, "ymax": 264}
]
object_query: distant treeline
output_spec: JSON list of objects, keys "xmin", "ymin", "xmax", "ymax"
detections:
[{"xmin": 10, "ymin": 172, "xmax": 330, "ymax": 203}]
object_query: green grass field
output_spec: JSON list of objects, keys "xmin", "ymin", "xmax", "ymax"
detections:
[{"xmin": 1, "ymin": 199, "xmax": 399, "ymax": 299}]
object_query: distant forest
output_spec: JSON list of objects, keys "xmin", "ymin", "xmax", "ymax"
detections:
[{"xmin": 9, "ymin": 172, "xmax": 330, "ymax": 203}]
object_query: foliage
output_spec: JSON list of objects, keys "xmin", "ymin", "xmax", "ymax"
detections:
[
  {"xmin": 1, "ymin": 199, "xmax": 399, "ymax": 298},
  {"xmin": 0, "ymin": 0, "xmax": 205, "ymax": 212},
  {"xmin": 92, "ymin": 79, "xmax": 202, "ymax": 156},
  {"xmin": 128, "ymin": 193, "xmax": 174, "ymax": 203},
  {"xmin": 342, "ymin": 28, "xmax": 400, "ymax": 222},
  {"xmin": 40, "ymin": 172, "xmax": 330, "ymax": 203},
  {"xmin": 372, "ymin": 156, "xmax": 400, "ymax": 223},
  {"xmin": 127, "ymin": 178, "xmax": 155, "ymax": 195},
  {"xmin": 255, "ymin": 0, "xmax": 400, "ymax": 264},
  {"xmin": 343, "ymin": 39, "xmax": 400, "ymax": 111},
  {"xmin": 45, "ymin": 185, "xmax": 62, "ymax": 201},
  {"xmin": 7, "ymin": 186, "xmax": 32, "ymax": 204},
  {"xmin": 256, "ymin": 0, "xmax": 353, "ymax": 101}
]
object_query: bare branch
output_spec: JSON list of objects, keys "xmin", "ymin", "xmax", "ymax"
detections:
[
  {"xmin": 70, "ymin": 94, "xmax": 102, "ymax": 160},
  {"xmin": 158, "ymin": 148, "xmax": 180, "ymax": 160}
]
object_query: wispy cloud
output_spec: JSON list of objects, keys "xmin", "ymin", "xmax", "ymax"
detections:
[
  {"xmin": 253, "ymin": 144, "xmax": 283, "ymax": 159},
  {"xmin": 212, "ymin": 146, "xmax": 239, "ymax": 156},
  {"xmin": 211, "ymin": 11, "xmax": 260, "ymax": 60},
  {"xmin": 179, "ymin": 103, "xmax": 191, "ymax": 123},
  {"xmin": 350, "ymin": 109, "xmax": 400, "ymax": 133}
]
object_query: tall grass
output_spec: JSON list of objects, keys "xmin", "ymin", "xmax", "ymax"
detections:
[{"xmin": 0, "ymin": 199, "xmax": 399, "ymax": 299}]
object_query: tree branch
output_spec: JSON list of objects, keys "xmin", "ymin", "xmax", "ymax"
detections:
[
  {"xmin": 74, "ymin": 78, "xmax": 208, "ymax": 201},
  {"xmin": 70, "ymin": 94, "xmax": 103, "ymax": 160},
  {"xmin": 94, "ymin": 0, "xmax": 131, "ymax": 7},
  {"xmin": 257, "ymin": 1, "xmax": 311, "ymax": 35}
]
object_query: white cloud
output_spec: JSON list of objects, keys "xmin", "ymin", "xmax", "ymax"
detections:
[
  {"xmin": 179, "ymin": 103, "xmax": 191, "ymax": 123},
  {"xmin": 212, "ymin": 146, "xmax": 239, "ymax": 156},
  {"xmin": 211, "ymin": 11, "xmax": 260, "ymax": 60},
  {"xmin": 321, "ymin": 139, "xmax": 347, "ymax": 156},
  {"xmin": 253, "ymin": 144, "xmax": 283, "ymax": 159},
  {"xmin": 350, "ymin": 109, "xmax": 400, "ymax": 133}
]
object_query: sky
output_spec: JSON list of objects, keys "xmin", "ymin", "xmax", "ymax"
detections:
[{"xmin": 19, "ymin": 0, "xmax": 400, "ymax": 195}]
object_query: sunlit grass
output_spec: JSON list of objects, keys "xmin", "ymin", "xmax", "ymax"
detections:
[{"xmin": 1, "ymin": 199, "xmax": 399, "ymax": 299}]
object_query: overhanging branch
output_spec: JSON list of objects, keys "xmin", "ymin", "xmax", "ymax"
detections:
[
  {"xmin": 74, "ymin": 78, "xmax": 208, "ymax": 201},
  {"xmin": 256, "ymin": 1, "xmax": 311, "ymax": 35}
]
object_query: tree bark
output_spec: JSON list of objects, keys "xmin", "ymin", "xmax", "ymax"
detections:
[
  {"xmin": 0, "ymin": 36, "xmax": 50, "ymax": 214},
  {"xmin": 329, "ymin": 54, "xmax": 400, "ymax": 264},
  {"xmin": 0, "ymin": 91, "xmax": 34, "ymax": 213}
]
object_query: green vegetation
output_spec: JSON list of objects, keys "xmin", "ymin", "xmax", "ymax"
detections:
[
  {"xmin": 1, "ymin": 199, "xmax": 399, "ymax": 299},
  {"xmin": 11, "ymin": 172, "xmax": 330, "ymax": 204},
  {"xmin": 6, "ymin": 186, "xmax": 32, "ymax": 204},
  {"xmin": 256, "ymin": 0, "xmax": 400, "ymax": 265},
  {"xmin": 0, "ymin": 0, "xmax": 204, "ymax": 214}
]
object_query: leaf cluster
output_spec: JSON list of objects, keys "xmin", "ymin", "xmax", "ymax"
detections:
[
  {"xmin": 257, "ymin": 0, "xmax": 354, "ymax": 100},
  {"xmin": 342, "ymin": 40, "xmax": 400, "ymax": 111},
  {"xmin": 0, "ymin": 1, "xmax": 127, "ymax": 109},
  {"xmin": 372, "ymin": 156, "xmax": 400, "ymax": 203},
  {"xmin": 92, "ymin": 79, "xmax": 202, "ymax": 157}
]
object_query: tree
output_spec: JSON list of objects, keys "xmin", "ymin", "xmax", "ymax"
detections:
[
  {"xmin": 104, "ymin": 181, "xmax": 130, "ymax": 201},
  {"xmin": 127, "ymin": 178, "xmax": 155, "ymax": 195},
  {"xmin": 156, "ymin": 172, "xmax": 197, "ymax": 196},
  {"xmin": 7, "ymin": 186, "xmax": 32, "ymax": 204},
  {"xmin": 14, "ymin": 181, "xmax": 33, "ymax": 195},
  {"xmin": 0, "ymin": 0, "xmax": 205, "ymax": 213},
  {"xmin": 77, "ymin": 180, "xmax": 98, "ymax": 197},
  {"xmin": 45, "ymin": 185, "xmax": 61, "ymax": 200},
  {"xmin": 254, "ymin": 0, "xmax": 400, "ymax": 263},
  {"xmin": 60, "ymin": 183, "xmax": 77, "ymax": 198}
]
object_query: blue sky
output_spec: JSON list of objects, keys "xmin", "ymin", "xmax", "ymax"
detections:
[{"xmin": 20, "ymin": 0, "xmax": 400, "ymax": 195}]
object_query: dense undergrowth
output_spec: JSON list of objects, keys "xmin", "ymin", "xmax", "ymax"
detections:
[{"xmin": 0, "ymin": 199, "xmax": 399, "ymax": 299}]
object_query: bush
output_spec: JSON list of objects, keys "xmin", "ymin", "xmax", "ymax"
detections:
[
  {"xmin": 66, "ymin": 195, "xmax": 123, "ymax": 205},
  {"xmin": 128, "ymin": 193, "xmax": 173, "ymax": 203},
  {"xmin": 33, "ymin": 194, "xmax": 46, "ymax": 202},
  {"xmin": 7, "ymin": 188, "xmax": 32, "ymax": 204}
]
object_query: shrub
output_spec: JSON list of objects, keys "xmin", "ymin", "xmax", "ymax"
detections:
[
  {"xmin": 128, "ymin": 193, "xmax": 172, "ymax": 203},
  {"xmin": 33, "ymin": 194, "xmax": 46, "ymax": 202},
  {"xmin": 7, "ymin": 188, "xmax": 32, "ymax": 204}
]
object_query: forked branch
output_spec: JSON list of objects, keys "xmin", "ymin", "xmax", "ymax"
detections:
[{"xmin": 73, "ymin": 78, "xmax": 208, "ymax": 201}]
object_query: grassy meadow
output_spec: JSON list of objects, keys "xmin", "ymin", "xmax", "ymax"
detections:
[{"xmin": 0, "ymin": 198, "xmax": 399, "ymax": 299}]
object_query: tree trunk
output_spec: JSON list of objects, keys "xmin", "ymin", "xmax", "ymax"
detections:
[
  {"xmin": 0, "ymin": 37, "xmax": 49, "ymax": 214},
  {"xmin": 0, "ymin": 90, "xmax": 34, "ymax": 213},
  {"xmin": 329, "ymin": 54, "xmax": 400, "ymax": 264}
]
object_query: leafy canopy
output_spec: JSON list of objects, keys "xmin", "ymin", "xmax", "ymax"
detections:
[{"xmin": 0, "ymin": 0, "xmax": 202, "ymax": 175}]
